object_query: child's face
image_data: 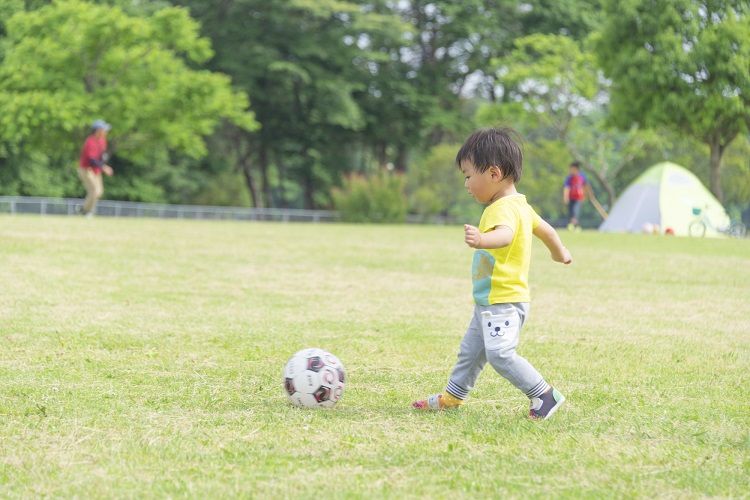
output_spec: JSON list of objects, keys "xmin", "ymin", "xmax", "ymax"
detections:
[{"xmin": 461, "ymin": 161, "xmax": 498, "ymax": 204}]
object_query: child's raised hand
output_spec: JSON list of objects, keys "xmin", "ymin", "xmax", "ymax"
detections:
[{"xmin": 464, "ymin": 224, "xmax": 482, "ymax": 248}]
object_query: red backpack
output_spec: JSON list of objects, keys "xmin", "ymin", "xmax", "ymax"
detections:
[{"xmin": 569, "ymin": 174, "xmax": 585, "ymax": 201}]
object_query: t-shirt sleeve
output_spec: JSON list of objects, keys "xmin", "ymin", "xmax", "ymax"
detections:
[
  {"xmin": 530, "ymin": 205, "xmax": 542, "ymax": 229},
  {"xmin": 564, "ymin": 175, "xmax": 572, "ymax": 187},
  {"xmin": 482, "ymin": 203, "xmax": 519, "ymax": 234}
]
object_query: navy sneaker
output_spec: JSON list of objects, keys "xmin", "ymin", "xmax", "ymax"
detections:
[{"xmin": 529, "ymin": 388, "xmax": 565, "ymax": 420}]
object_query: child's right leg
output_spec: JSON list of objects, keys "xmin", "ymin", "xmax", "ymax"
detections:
[{"xmin": 413, "ymin": 310, "xmax": 486, "ymax": 411}]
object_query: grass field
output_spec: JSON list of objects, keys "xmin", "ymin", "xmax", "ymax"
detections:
[{"xmin": 1, "ymin": 215, "xmax": 749, "ymax": 498}]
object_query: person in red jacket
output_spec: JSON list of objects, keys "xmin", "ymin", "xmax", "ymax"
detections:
[
  {"xmin": 562, "ymin": 161, "xmax": 591, "ymax": 230},
  {"xmin": 78, "ymin": 120, "xmax": 114, "ymax": 217}
]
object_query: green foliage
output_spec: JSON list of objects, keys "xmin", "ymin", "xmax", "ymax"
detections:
[
  {"xmin": 0, "ymin": 152, "xmax": 80, "ymax": 197},
  {"xmin": 518, "ymin": 0, "xmax": 605, "ymax": 40},
  {"xmin": 331, "ymin": 172, "xmax": 407, "ymax": 223},
  {"xmin": 595, "ymin": 0, "xmax": 750, "ymax": 140},
  {"xmin": 356, "ymin": 1, "xmax": 505, "ymax": 159},
  {"xmin": 0, "ymin": 0, "xmax": 258, "ymax": 164},
  {"xmin": 192, "ymin": 171, "xmax": 252, "ymax": 207},
  {"xmin": 2, "ymin": 0, "xmax": 747, "ymax": 214},
  {"xmin": 480, "ymin": 33, "xmax": 665, "ymax": 210},
  {"xmin": 0, "ymin": 0, "xmax": 24, "ymax": 37},
  {"xmin": 405, "ymin": 143, "xmax": 483, "ymax": 222},
  {"xmin": 500, "ymin": 34, "xmax": 601, "ymax": 116},
  {"xmin": 515, "ymin": 138, "xmax": 570, "ymax": 220},
  {"xmin": 593, "ymin": 0, "xmax": 750, "ymax": 199},
  {"xmin": 175, "ymin": 0, "xmax": 405, "ymax": 208},
  {"xmin": 408, "ymin": 187, "xmax": 445, "ymax": 221},
  {"xmin": 109, "ymin": 176, "xmax": 167, "ymax": 203},
  {"xmin": 721, "ymin": 137, "xmax": 750, "ymax": 219}
]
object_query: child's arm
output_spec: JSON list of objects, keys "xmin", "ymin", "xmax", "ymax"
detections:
[
  {"xmin": 532, "ymin": 220, "xmax": 572, "ymax": 264},
  {"xmin": 464, "ymin": 224, "xmax": 513, "ymax": 249}
]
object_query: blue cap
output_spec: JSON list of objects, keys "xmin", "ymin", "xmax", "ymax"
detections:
[{"xmin": 92, "ymin": 119, "xmax": 111, "ymax": 131}]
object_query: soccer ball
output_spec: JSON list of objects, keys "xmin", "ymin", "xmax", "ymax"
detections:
[{"xmin": 282, "ymin": 348, "xmax": 346, "ymax": 409}]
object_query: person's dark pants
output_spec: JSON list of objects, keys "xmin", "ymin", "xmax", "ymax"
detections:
[{"xmin": 568, "ymin": 199, "xmax": 582, "ymax": 224}]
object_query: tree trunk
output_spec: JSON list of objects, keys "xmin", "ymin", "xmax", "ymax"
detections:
[
  {"xmin": 375, "ymin": 142, "xmax": 388, "ymax": 170},
  {"xmin": 239, "ymin": 150, "xmax": 258, "ymax": 208},
  {"xmin": 259, "ymin": 143, "xmax": 271, "ymax": 208},
  {"xmin": 303, "ymin": 176, "xmax": 314, "ymax": 209},
  {"xmin": 708, "ymin": 137, "xmax": 724, "ymax": 203},
  {"xmin": 302, "ymin": 150, "xmax": 315, "ymax": 209},
  {"xmin": 394, "ymin": 144, "xmax": 408, "ymax": 172},
  {"xmin": 275, "ymin": 153, "xmax": 289, "ymax": 208},
  {"xmin": 582, "ymin": 163, "xmax": 615, "ymax": 211},
  {"xmin": 226, "ymin": 125, "xmax": 258, "ymax": 208}
]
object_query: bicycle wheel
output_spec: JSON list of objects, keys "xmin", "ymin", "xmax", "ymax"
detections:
[
  {"xmin": 729, "ymin": 221, "xmax": 747, "ymax": 239},
  {"xmin": 688, "ymin": 220, "xmax": 706, "ymax": 237}
]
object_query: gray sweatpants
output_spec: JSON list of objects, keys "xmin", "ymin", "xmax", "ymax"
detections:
[{"xmin": 445, "ymin": 303, "xmax": 547, "ymax": 400}]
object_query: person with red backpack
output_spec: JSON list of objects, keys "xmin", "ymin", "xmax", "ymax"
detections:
[{"xmin": 563, "ymin": 161, "xmax": 591, "ymax": 230}]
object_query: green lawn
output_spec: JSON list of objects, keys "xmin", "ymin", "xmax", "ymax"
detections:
[{"xmin": 1, "ymin": 215, "xmax": 748, "ymax": 498}]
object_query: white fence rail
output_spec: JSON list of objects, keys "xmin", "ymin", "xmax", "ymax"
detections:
[
  {"xmin": 0, "ymin": 196, "xmax": 457, "ymax": 224},
  {"xmin": 0, "ymin": 196, "xmax": 340, "ymax": 223}
]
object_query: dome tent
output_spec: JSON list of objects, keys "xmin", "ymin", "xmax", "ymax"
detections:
[{"xmin": 598, "ymin": 162, "xmax": 730, "ymax": 237}]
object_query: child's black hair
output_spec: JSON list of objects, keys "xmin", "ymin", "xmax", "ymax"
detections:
[{"xmin": 455, "ymin": 127, "xmax": 523, "ymax": 183}]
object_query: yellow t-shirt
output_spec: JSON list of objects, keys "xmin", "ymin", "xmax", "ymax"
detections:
[{"xmin": 472, "ymin": 194, "xmax": 541, "ymax": 305}]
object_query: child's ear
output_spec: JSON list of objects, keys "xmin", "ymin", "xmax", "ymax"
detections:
[{"xmin": 489, "ymin": 166, "xmax": 502, "ymax": 180}]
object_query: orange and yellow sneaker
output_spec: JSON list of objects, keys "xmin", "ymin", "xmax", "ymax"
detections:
[{"xmin": 412, "ymin": 392, "xmax": 463, "ymax": 411}]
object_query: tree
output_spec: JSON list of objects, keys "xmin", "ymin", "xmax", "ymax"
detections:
[
  {"xmin": 0, "ymin": 0, "xmax": 258, "ymax": 199},
  {"xmin": 172, "ymin": 1, "xmax": 610, "ymax": 211},
  {"xmin": 360, "ymin": 0, "xmax": 532, "ymax": 153},
  {"xmin": 721, "ymin": 137, "xmax": 750, "ymax": 218},
  {"xmin": 173, "ymin": 0, "xmax": 407, "ymax": 209},
  {"xmin": 479, "ymin": 33, "xmax": 661, "ymax": 210},
  {"xmin": 405, "ymin": 142, "xmax": 483, "ymax": 221},
  {"xmin": 594, "ymin": 0, "xmax": 750, "ymax": 202},
  {"xmin": 517, "ymin": 0, "xmax": 604, "ymax": 41}
]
